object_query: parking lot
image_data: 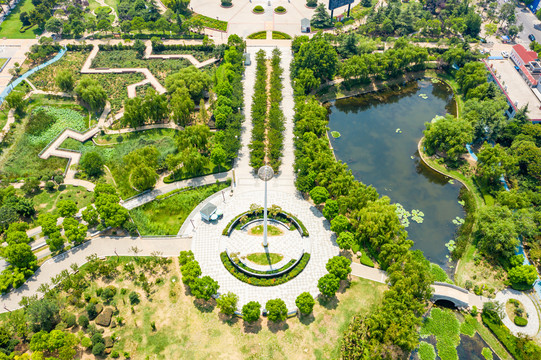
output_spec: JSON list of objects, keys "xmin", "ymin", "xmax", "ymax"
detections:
[{"xmin": 486, "ymin": 57, "xmax": 541, "ymax": 120}]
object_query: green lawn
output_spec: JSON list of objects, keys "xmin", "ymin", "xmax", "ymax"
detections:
[
  {"xmin": 246, "ymin": 252, "xmax": 283, "ymax": 265},
  {"xmin": 130, "ymin": 182, "xmax": 229, "ymax": 235},
  {"xmin": 0, "ymin": 58, "xmax": 8, "ymax": 69},
  {"xmin": 0, "ymin": 0, "xmax": 41, "ymax": 38},
  {"xmin": 249, "ymin": 224, "xmax": 283, "ymax": 236},
  {"xmin": 81, "ymin": 260, "xmax": 385, "ymax": 359}
]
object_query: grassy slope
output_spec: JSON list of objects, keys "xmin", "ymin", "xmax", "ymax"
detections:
[
  {"xmin": 105, "ymin": 264, "xmax": 386, "ymax": 359},
  {"xmin": 130, "ymin": 183, "xmax": 229, "ymax": 235}
]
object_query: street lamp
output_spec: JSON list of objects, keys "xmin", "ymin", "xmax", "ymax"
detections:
[{"xmin": 258, "ymin": 165, "xmax": 274, "ymax": 247}]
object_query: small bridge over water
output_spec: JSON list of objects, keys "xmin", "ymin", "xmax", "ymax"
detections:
[{"xmin": 350, "ymin": 263, "xmax": 488, "ymax": 309}]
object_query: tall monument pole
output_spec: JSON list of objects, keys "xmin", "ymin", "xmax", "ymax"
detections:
[{"xmin": 258, "ymin": 165, "xmax": 274, "ymax": 247}]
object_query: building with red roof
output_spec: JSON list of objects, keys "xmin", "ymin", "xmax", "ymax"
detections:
[
  {"xmin": 510, "ymin": 44, "xmax": 539, "ymax": 87},
  {"xmin": 511, "ymin": 44, "xmax": 538, "ymax": 67}
]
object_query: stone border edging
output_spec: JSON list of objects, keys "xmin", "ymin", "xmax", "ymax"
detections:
[
  {"xmin": 223, "ymin": 210, "xmax": 307, "ymax": 237},
  {"xmin": 417, "ymin": 137, "xmax": 470, "ymax": 190},
  {"xmin": 240, "ymin": 218, "xmax": 290, "ymax": 231}
]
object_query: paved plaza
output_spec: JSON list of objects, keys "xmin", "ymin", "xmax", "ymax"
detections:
[
  {"xmin": 191, "ymin": 189, "xmax": 339, "ymax": 311},
  {"xmin": 192, "ymin": 0, "xmax": 363, "ymax": 37}
]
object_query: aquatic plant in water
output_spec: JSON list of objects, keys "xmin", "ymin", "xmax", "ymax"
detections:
[
  {"xmin": 418, "ymin": 341, "xmax": 436, "ymax": 360},
  {"xmin": 395, "ymin": 203, "xmax": 424, "ymax": 227},
  {"xmin": 445, "ymin": 240, "xmax": 456, "ymax": 252},
  {"xmin": 331, "ymin": 131, "xmax": 341, "ymax": 138},
  {"xmin": 420, "ymin": 308, "xmax": 461, "ymax": 360},
  {"xmin": 419, "ymin": 93, "xmax": 429, "ymax": 99},
  {"xmin": 395, "ymin": 128, "xmax": 402, "ymax": 133},
  {"xmin": 452, "ymin": 217, "xmax": 464, "ymax": 226}
]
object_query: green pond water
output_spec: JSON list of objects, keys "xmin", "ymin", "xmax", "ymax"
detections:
[{"xmin": 327, "ymin": 79, "xmax": 464, "ymax": 268}]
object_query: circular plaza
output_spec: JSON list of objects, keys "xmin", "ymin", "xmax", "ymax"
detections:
[{"xmin": 190, "ymin": 187, "xmax": 339, "ymax": 310}]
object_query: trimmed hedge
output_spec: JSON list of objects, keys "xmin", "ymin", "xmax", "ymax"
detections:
[
  {"xmin": 514, "ymin": 316, "xmax": 528, "ymax": 327},
  {"xmin": 222, "ymin": 209, "xmax": 309, "ymax": 236},
  {"xmin": 247, "ymin": 31, "xmax": 267, "ymax": 40},
  {"xmin": 66, "ymin": 44, "xmax": 94, "ymax": 51},
  {"xmin": 221, "ymin": 252, "xmax": 311, "ymax": 286},
  {"xmin": 272, "ymin": 31, "xmax": 292, "ymax": 40},
  {"xmin": 227, "ymin": 253, "xmax": 296, "ymax": 275}
]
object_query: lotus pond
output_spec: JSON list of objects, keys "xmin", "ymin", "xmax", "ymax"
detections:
[{"xmin": 327, "ymin": 79, "xmax": 464, "ymax": 269}]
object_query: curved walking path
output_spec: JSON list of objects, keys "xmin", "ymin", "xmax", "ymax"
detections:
[{"xmin": 495, "ymin": 289, "xmax": 540, "ymax": 337}]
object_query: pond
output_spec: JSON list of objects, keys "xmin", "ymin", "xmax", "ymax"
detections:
[
  {"xmin": 327, "ymin": 79, "xmax": 464, "ymax": 269},
  {"xmin": 411, "ymin": 333, "xmax": 501, "ymax": 360}
]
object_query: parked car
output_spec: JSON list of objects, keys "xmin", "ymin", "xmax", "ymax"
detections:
[
  {"xmin": 501, "ymin": 51, "xmax": 509, "ymax": 58},
  {"xmin": 529, "ymin": 34, "xmax": 536, "ymax": 41}
]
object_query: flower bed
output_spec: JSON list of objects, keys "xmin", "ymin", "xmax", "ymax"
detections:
[
  {"xmin": 222, "ymin": 209, "xmax": 309, "ymax": 237},
  {"xmin": 221, "ymin": 251, "xmax": 311, "ymax": 286},
  {"xmin": 272, "ymin": 31, "xmax": 292, "ymax": 40},
  {"xmin": 247, "ymin": 31, "xmax": 267, "ymax": 40}
]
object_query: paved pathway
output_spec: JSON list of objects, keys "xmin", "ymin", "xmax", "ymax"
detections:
[
  {"xmin": 121, "ymin": 171, "xmax": 231, "ymax": 210},
  {"xmin": 495, "ymin": 289, "xmax": 541, "ymax": 337}
]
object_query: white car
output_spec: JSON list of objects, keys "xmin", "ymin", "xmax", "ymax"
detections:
[{"xmin": 501, "ymin": 51, "xmax": 509, "ymax": 58}]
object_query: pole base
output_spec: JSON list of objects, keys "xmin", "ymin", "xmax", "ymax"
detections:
[{"xmin": 262, "ymin": 243, "xmax": 268, "ymax": 247}]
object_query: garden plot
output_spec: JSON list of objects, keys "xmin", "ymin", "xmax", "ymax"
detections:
[{"xmin": 0, "ymin": 96, "xmax": 92, "ymax": 181}]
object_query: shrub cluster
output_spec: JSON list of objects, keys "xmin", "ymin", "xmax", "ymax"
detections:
[
  {"xmin": 179, "ymin": 251, "xmax": 220, "ymax": 300},
  {"xmin": 253, "ymin": 5, "xmax": 265, "ymax": 13},
  {"xmin": 221, "ymin": 252, "xmax": 310, "ymax": 286}
]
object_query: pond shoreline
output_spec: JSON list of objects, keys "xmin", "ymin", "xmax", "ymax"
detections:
[
  {"xmin": 323, "ymin": 78, "xmax": 465, "ymax": 269},
  {"xmin": 318, "ymin": 70, "xmax": 459, "ymax": 113}
]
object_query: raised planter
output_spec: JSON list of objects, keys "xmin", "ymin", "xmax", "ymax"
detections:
[
  {"xmin": 274, "ymin": 6, "xmax": 287, "ymax": 14},
  {"xmin": 221, "ymin": 251, "xmax": 311, "ymax": 286},
  {"xmin": 252, "ymin": 5, "xmax": 264, "ymax": 14},
  {"xmin": 222, "ymin": 209, "xmax": 309, "ymax": 237}
]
